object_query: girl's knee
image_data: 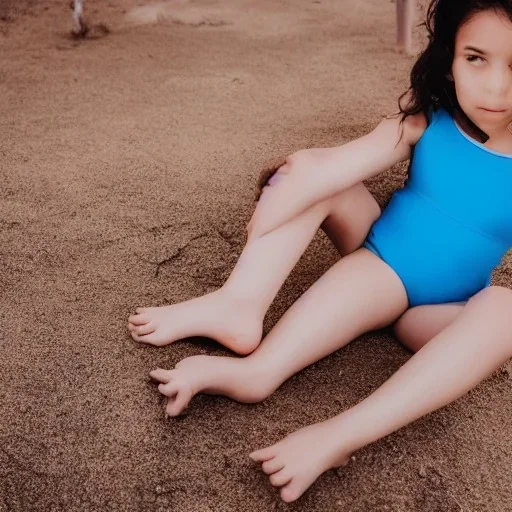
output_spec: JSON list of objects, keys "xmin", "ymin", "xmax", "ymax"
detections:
[
  {"xmin": 254, "ymin": 156, "xmax": 289, "ymax": 201},
  {"xmin": 247, "ymin": 180, "xmax": 284, "ymax": 239},
  {"xmin": 469, "ymin": 287, "xmax": 512, "ymax": 336}
]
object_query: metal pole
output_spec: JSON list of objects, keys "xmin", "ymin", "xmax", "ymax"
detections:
[{"xmin": 396, "ymin": 0, "xmax": 415, "ymax": 54}]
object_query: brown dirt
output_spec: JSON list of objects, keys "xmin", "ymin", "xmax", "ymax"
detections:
[{"xmin": 1, "ymin": 0, "xmax": 511, "ymax": 510}]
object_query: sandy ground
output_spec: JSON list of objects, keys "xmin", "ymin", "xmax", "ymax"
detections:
[{"xmin": 1, "ymin": 0, "xmax": 512, "ymax": 510}]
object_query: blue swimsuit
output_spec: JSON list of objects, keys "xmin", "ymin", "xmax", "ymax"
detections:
[{"xmin": 362, "ymin": 107, "xmax": 512, "ymax": 308}]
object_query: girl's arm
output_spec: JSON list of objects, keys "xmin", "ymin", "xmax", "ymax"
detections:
[{"xmin": 250, "ymin": 111, "xmax": 427, "ymax": 238}]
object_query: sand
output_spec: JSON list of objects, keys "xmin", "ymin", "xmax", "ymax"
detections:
[{"xmin": 1, "ymin": 0, "xmax": 511, "ymax": 510}]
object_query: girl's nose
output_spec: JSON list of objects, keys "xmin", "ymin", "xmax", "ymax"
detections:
[{"xmin": 485, "ymin": 65, "xmax": 511, "ymax": 97}]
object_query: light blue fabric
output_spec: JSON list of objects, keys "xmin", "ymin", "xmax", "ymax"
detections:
[{"xmin": 363, "ymin": 107, "xmax": 512, "ymax": 307}]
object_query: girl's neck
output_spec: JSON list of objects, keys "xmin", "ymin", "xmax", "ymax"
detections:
[
  {"xmin": 453, "ymin": 109, "xmax": 488, "ymax": 143},
  {"xmin": 453, "ymin": 108, "xmax": 512, "ymax": 155}
]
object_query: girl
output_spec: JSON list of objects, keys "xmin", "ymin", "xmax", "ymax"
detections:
[{"xmin": 128, "ymin": 0, "xmax": 512, "ymax": 503}]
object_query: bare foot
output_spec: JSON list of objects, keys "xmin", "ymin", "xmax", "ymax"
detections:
[
  {"xmin": 249, "ymin": 420, "xmax": 353, "ymax": 503},
  {"xmin": 149, "ymin": 355, "xmax": 265, "ymax": 416},
  {"xmin": 128, "ymin": 289, "xmax": 263, "ymax": 354}
]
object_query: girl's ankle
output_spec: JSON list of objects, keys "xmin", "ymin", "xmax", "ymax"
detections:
[{"xmin": 218, "ymin": 285, "xmax": 268, "ymax": 317}]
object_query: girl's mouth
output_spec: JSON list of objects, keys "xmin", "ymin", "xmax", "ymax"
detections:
[{"xmin": 480, "ymin": 107, "xmax": 506, "ymax": 113}]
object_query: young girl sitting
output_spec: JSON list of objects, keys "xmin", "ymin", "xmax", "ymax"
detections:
[{"xmin": 128, "ymin": 0, "xmax": 512, "ymax": 503}]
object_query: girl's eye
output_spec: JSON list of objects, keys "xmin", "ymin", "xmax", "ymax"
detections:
[{"xmin": 466, "ymin": 55, "xmax": 484, "ymax": 63}]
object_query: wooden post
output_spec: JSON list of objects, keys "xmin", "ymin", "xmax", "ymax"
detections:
[
  {"xmin": 71, "ymin": 0, "xmax": 88, "ymax": 38},
  {"xmin": 396, "ymin": 0, "xmax": 415, "ymax": 54}
]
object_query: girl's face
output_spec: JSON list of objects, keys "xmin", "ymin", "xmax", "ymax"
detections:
[{"xmin": 451, "ymin": 9, "xmax": 512, "ymax": 135}]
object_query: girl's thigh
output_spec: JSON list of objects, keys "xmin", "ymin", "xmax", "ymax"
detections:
[
  {"xmin": 321, "ymin": 182, "xmax": 382, "ymax": 256},
  {"xmin": 393, "ymin": 301, "xmax": 467, "ymax": 353},
  {"xmin": 254, "ymin": 158, "xmax": 381, "ymax": 251}
]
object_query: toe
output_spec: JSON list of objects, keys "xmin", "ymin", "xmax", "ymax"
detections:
[
  {"xmin": 269, "ymin": 468, "xmax": 293, "ymax": 487},
  {"xmin": 165, "ymin": 388, "xmax": 192, "ymax": 417},
  {"xmin": 158, "ymin": 381, "xmax": 179, "ymax": 398},
  {"xmin": 262, "ymin": 457, "xmax": 285, "ymax": 475},
  {"xmin": 249, "ymin": 445, "xmax": 278, "ymax": 462},
  {"xmin": 128, "ymin": 313, "xmax": 149, "ymax": 325},
  {"xmin": 131, "ymin": 331, "xmax": 148, "ymax": 344},
  {"xmin": 280, "ymin": 474, "xmax": 315, "ymax": 503},
  {"xmin": 131, "ymin": 332, "xmax": 143, "ymax": 342},
  {"xmin": 149, "ymin": 368, "xmax": 171, "ymax": 383},
  {"xmin": 135, "ymin": 323, "xmax": 156, "ymax": 336},
  {"xmin": 135, "ymin": 307, "xmax": 146, "ymax": 314},
  {"xmin": 133, "ymin": 332, "xmax": 162, "ymax": 346}
]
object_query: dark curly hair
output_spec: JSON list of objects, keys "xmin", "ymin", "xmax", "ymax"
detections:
[{"xmin": 396, "ymin": 0, "xmax": 512, "ymax": 143}]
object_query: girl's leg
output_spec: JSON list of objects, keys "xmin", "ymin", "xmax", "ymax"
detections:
[
  {"xmin": 150, "ymin": 246, "xmax": 408, "ymax": 416},
  {"xmin": 128, "ymin": 178, "xmax": 381, "ymax": 354},
  {"xmin": 250, "ymin": 286, "xmax": 512, "ymax": 503}
]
